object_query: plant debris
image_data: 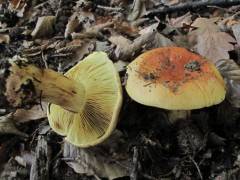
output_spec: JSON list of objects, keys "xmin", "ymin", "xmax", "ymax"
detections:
[{"xmin": 0, "ymin": 0, "xmax": 240, "ymax": 179}]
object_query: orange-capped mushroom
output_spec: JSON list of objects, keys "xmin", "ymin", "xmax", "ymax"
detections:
[{"xmin": 126, "ymin": 47, "xmax": 226, "ymax": 110}]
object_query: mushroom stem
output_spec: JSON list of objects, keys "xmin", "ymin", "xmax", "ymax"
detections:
[
  {"xmin": 5, "ymin": 63, "xmax": 86, "ymax": 113},
  {"xmin": 168, "ymin": 110, "xmax": 191, "ymax": 124}
]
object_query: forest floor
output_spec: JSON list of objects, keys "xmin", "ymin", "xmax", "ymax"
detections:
[{"xmin": 1, "ymin": 0, "xmax": 240, "ymax": 179}]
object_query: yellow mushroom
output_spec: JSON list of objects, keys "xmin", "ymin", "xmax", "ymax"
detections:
[
  {"xmin": 126, "ymin": 47, "xmax": 226, "ymax": 121},
  {"xmin": 5, "ymin": 52, "xmax": 122, "ymax": 147}
]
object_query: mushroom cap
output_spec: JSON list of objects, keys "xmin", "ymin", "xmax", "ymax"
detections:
[
  {"xmin": 47, "ymin": 52, "xmax": 122, "ymax": 147},
  {"xmin": 126, "ymin": 47, "xmax": 226, "ymax": 110}
]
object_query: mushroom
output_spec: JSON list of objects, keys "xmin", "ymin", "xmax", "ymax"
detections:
[
  {"xmin": 125, "ymin": 47, "xmax": 226, "ymax": 122},
  {"xmin": 5, "ymin": 52, "xmax": 122, "ymax": 147}
]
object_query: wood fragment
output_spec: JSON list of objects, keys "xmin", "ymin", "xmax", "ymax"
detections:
[{"xmin": 146, "ymin": 0, "xmax": 240, "ymax": 16}]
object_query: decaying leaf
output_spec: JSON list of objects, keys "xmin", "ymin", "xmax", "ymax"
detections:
[
  {"xmin": 63, "ymin": 130, "xmax": 129, "ymax": 180},
  {"xmin": 71, "ymin": 21, "xmax": 113, "ymax": 39},
  {"xmin": 31, "ymin": 16, "xmax": 56, "ymax": 39},
  {"xmin": 0, "ymin": 114, "xmax": 28, "ymax": 137},
  {"xmin": 232, "ymin": 23, "xmax": 240, "ymax": 46},
  {"xmin": 8, "ymin": 0, "xmax": 25, "ymax": 10},
  {"xmin": 8, "ymin": 0, "xmax": 26, "ymax": 17},
  {"xmin": 59, "ymin": 39, "xmax": 95, "ymax": 69},
  {"xmin": 168, "ymin": 12, "xmax": 192, "ymax": 28},
  {"xmin": 190, "ymin": 18, "xmax": 236, "ymax": 63},
  {"xmin": 64, "ymin": 11, "xmax": 95, "ymax": 38},
  {"xmin": 13, "ymin": 104, "xmax": 47, "ymax": 123},
  {"xmin": 110, "ymin": 23, "xmax": 174, "ymax": 60},
  {"xmin": 127, "ymin": 0, "xmax": 147, "ymax": 21},
  {"xmin": 64, "ymin": 13, "xmax": 81, "ymax": 38},
  {"xmin": 0, "ymin": 34, "xmax": 10, "ymax": 44},
  {"xmin": 215, "ymin": 59, "xmax": 240, "ymax": 107}
]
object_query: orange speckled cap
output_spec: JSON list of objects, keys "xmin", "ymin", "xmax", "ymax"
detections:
[{"xmin": 126, "ymin": 47, "xmax": 226, "ymax": 110}]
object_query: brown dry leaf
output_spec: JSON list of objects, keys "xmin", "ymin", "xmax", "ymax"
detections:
[
  {"xmin": 64, "ymin": 13, "xmax": 81, "ymax": 39},
  {"xmin": 13, "ymin": 104, "xmax": 47, "ymax": 123},
  {"xmin": 127, "ymin": 0, "xmax": 147, "ymax": 21},
  {"xmin": 8, "ymin": 0, "xmax": 26, "ymax": 17},
  {"xmin": 232, "ymin": 23, "xmax": 240, "ymax": 46},
  {"xmin": 57, "ymin": 39, "xmax": 95, "ymax": 69},
  {"xmin": 110, "ymin": 23, "xmax": 174, "ymax": 60},
  {"xmin": 190, "ymin": 18, "xmax": 236, "ymax": 63},
  {"xmin": 168, "ymin": 12, "xmax": 192, "ymax": 28},
  {"xmin": 0, "ymin": 114, "xmax": 28, "ymax": 137},
  {"xmin": 109, "ymin": 35, "xmax": 132, "ymax": 59},
  {"xmin": 0, "ymin": 34, "xmax": 10, "ymax": 44},
  {"xmin": 215, "ymin": 59, "xmax": 240, "ymax": 107},
  {"xmin": 31, "ymin": 16, "xmax": 56, "ymax": 39},
  {"xmin": 63, "ymin": 130, "xmax": 129, "ymax": 180},
  {"xmin": 9, "ymin": 0, "xmax": 25, "ymax": 10}
]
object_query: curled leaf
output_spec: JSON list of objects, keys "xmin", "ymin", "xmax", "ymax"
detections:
[
  {"xmin": 31, "ymin": 16, "xmax": 56, "ymax": 39},
  {"xmin": 215, "ymin": 59, "xmax": 240, "ymax": 107}
]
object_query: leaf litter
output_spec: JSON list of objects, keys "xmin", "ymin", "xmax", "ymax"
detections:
[{"xmin": 0, "ymin": 0, "xmax": 240, "ymax": 179}]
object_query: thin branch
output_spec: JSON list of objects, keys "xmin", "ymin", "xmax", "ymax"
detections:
[
  {"xmin": 97, "ymin": 5, "xmax": 123, "ymax": 11},
  {"xmin": 189, "ymin": 156, "xmax": 203, "ymax": 180},
  {"xmin": 146, "ymin": 0, "xmax": 240, "ymax": 16},
  {"xmin": 130, "ymin": 146, "xmax": 139, "ymax": 180}
]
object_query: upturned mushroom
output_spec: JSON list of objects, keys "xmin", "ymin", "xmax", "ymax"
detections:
[
  {"xmin": 126, "ymin": 47, "xmax": 226, "ymax": 121},
  {"xmin": 5, "ymin": 52, "xmax": 122, "ymax": 147}
]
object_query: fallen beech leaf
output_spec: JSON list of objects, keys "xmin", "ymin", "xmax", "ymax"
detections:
[
  {"xmin": 63, "ymin": 130, "xmax": 129, "ymax": 180},
  {"xmin": 168, "ymin": 12, "xmax": 192, "ymax": 28},
  {"xmin": 190, "ymin": 18, "xmax": 236, "ymax": 63},
  {"xmin": 31, "ymin": 16, "xmax": 56, "ymax": 38},
  {"xmin": 13, "ymin": 104, "xmax": 47, "ymax": 123},
  {"xmin": 215, "ymin": 59, "xmax": 240, "ymax": 107},
  {"xmin": 110, "ymin": 23, "xmax": 174, "ymax": 60},
  {"xmin": 232, "ymin": 23, "xmax": 240, "ymax": 46}
]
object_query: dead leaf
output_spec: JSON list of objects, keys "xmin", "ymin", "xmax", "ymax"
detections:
[
  {"xmin": 63, "ymin": 130, "xmax": 129, "ymax": 180},
  {"xmin": 114, "ymin": 60, "xmax": 129, "ymax": 72},
  {"xmin": 190, "ymin": 17, "xmax": 236, "ymax": 63},
  {"xmin": 64, "ymin": 13, "xmax": 81, "ymax": 39},
  {"xmin": 215, "ymin": 59, "xmax": 240, "ymax": 107},
  {"xmin": 168, "ymin": 12, "xmax": 192, "ymax": 28},
  {"xmin": 71, "ymin": 21, "xmax": 113, "ymax": 39},
  {"xmin": 57, "ymin": 39, "xmax": 95, "ymax": 69},
  {"xmin": 0, "ymin": 34, "xmax": 10, "ymax": 44},
  {"xmin": 31, "ymin": 16, "xmax": 56, "ymax": 39},
  {"xmin": 9, "ymin": 0, "xmax": 25, "ymax": 10},
  {"xmin": 232, "ymin": 23, "xmax": 240, "ymax": 46},
  {"xmin": 127, "ymin": 0, "xmax": 147, "ymax": 21},
  {"xmin": 162, "ymin": 0, "xmax": 180, "ymax": 6},
  {"xmin": 0, "ymin": 113, "xmax": 28, "ymax": 137},
  {"xmin": 110, "ymin": 23, "xmax": 175, "ymax": 60},
  {"xmin": 109, "ymin": 35, "xmax": 132, "ymax": 59},
  {"xmin": 13, "ymin": 104, "xmax": 47, "ymax": 123}
]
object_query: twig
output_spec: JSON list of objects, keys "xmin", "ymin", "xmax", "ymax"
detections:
[
  {"xmin": 130, "ymin": 146, "xmax": 139, "ymax": 180},
  {"xmin": 189, "ymin": 156, "xmax": 203, "ymax": 180},
  {"xmin": 146, "ymin": 0, "xmax": 240, "ymax": 16},
  {"xmin": 97, "ymin": 5, "xmax": 123, "ymax": 11}
]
